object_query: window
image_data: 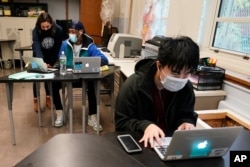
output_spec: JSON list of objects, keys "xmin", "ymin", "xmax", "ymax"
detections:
[{"xmin": 211, "ymin": 0, "xmax": 250, "ymax": 56}]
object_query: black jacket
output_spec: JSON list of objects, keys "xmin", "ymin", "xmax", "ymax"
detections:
[
  {"xmin": 115, "ymin": 58, "xmax": 197, "ymax": 133},
  {"xmin": 32, "ymin": 23, "xmax": 63, "ymax": 66}
]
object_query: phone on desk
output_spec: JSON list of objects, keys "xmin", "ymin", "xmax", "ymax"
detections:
[{"xmin": 117, "ymin": 134, "xmax": 142, "ymax": 153}]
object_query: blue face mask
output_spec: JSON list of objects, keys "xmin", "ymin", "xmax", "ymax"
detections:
[{"xmin": 69, "ymin": 34, "xmax": 77, "ymax": 43}]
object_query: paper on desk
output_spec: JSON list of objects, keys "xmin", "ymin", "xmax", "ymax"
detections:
[
  {"xmin": 8, "ymin": 71, "xmax": 55, "ymax": 80},
  {"xmin": 8, "ymin": 71, "xmax": 37, "ymax": 80},
  {"xmin": 25, "ymin": 73, "xmax": 55, "ymax": 79}
]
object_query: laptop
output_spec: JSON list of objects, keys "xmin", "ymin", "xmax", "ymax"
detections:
[
  {"xmin": 153, "ymin": 126, "xmax": 243, "ymax": 161},
  {"xmin": 22, "ymin": 56, "xmax": 58, "ymax": 73},
  {"xmin": 73, "ymin": 57, "xmax": 101, "ymax": 73}
]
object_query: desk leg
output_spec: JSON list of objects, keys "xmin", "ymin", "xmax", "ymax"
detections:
[
  {"xmin": 109, "ymin": 74, "xmax": 115, "ymax": 122},
  {"xmin": 95, "ymin": 80, "xmax": 100, "ymax": 135},
  {"xmin": 6, "ymin": 83, "xmax": 16, "ymax": 145},
  {"xmin": 82, "ymin": 81, "xmax": 86, "ymax": 133},
  {"xmin": 19, "ymin": 51, "xmax": 23, "ymax": 71},
  {"xmin": 35, "ymin": 82, "xmax": 42, "ymax": 126},
  {"xmin": 67, "ymin": 82, "xmax": 73, "ymax": 133},
  {"xmin": 48, "ymin": 82, "xmax": 54, "ymax": 127},
  {"xmin": 61, "ymin": 83, "xmax": 66, "ymax": 124},
  {"xmin": 9, "ymin": 41, "xmax": 15, "ymax": 70}
]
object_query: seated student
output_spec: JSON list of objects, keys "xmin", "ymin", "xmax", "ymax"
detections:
[
  {"xmin": 115, "ymin": 36, "xmax": 200, "ymax": 147},
  {"xmin": 52, "ymin": 21, "xmax": 109, "ymax": 130}
]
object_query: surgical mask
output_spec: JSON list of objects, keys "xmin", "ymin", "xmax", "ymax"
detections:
[
  {"xmin": 160, "ymin": 71, "xmax": 189, "ymax": 92},
  {"xmin": 69, "ymin": 34, "xmax": 77, "ymax": 43}
]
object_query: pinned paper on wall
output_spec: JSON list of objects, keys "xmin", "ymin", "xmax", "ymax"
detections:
[{"xmin": 141, "ymin": 0, "xmax": 163, "ymax": 44}]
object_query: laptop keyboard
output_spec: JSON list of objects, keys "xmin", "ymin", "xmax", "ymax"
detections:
[{"xmin": 156, "ymin": 145, "xmax": 169, "ymax": 156}]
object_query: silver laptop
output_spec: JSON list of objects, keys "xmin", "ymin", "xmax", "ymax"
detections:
[
  {"xmin": 154, "ymin": 126, "xmax": 243, "ymax": 161},
  {"xmin": 73, "ymin": 57, "xmax": 101, "ymax": 73},
  {"xmin": 22, "ymin": 56, "xmax": 58, "ymax": 73}
]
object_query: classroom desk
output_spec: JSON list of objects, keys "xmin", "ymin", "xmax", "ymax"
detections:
[
  {"xmin": 14, "ymin": 133, "xmax": 144, "ymax": 167},
  {"xmin": 0, "ymin": 66, "xmax": 120, "ymax": 145},
  {"xmin": 0, "ymin": 72, "xmax": 79, "ymax": 145},
  {"xmin": 14, "ymin": 45, "xmax": 32, "ymax": 71},
  {"xmin": 0, "ymin": 39, "xmax": 16, "ymax": 69},
  {"xmin": 74, "ymin": 65, "xmax": 120, "ymax": 134},
  {"xmin": 104, "ymin": 130, "xmax": 250, "ymax": 167},
  {"xmin": 14, "ymin": 129, "xmax": 250, "ymax": 167}
]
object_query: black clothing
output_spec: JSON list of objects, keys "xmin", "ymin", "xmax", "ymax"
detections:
[{"xmin": 115, "ymin": 59, "xmax": 198, "ymax": 133}]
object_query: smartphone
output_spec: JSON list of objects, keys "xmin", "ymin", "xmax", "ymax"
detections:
[{"xmin": 117, "ymin": 134, "xmax": 142, "ymax": 153}]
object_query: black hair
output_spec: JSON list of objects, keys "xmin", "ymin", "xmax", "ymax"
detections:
[
  {"xmin": 157, "ymin": 36, "xmax": 200, "ymax": 73},
  {"xmin": 35, "ymin": 12, "xmax": 56, "ymax": 36}
]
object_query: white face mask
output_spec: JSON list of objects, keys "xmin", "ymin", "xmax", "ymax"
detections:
[
  {"xmin": 69, "ymin": 34, "xmax": 77, "ymax": 43},
  {"xmin": 160, "ymin": 71, "xmax": 189, "ymax": 92}
]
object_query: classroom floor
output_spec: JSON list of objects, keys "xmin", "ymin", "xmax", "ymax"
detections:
[{"xmin": 0, "ymin": 68, "xmax": 115, "ymax": 167}]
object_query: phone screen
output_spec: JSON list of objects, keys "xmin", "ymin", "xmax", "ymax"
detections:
[{"xmin": 117, "ymin": 135, "xmax": 142, "ymax": 153}]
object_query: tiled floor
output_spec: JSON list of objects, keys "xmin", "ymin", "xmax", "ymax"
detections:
[{"xmin": 0, "ymin": 68, "xmax": 115, "ymax": 166}]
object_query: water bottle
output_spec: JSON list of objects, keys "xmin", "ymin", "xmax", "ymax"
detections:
[{"xmin": 60, "ymin": 51, "xmax": 67, "ymax": 75}]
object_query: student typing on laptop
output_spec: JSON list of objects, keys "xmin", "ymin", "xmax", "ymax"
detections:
[
  {"xmin": 51, "ymin": 21, "xmax": 109, "ymax": 129},
  {"xmin": 32, "ymin": 12, "xmax": 63, "ymax": 112},
  {"xmin": 115, "ymin": 36, "xmax": 200, "ymax": 147}
]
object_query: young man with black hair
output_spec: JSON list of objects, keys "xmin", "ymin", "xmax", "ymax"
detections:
[
  {"xmin": 115, "ymin": 36, "xmax": 200, "ymax": 147},
  {"xmin": 52, "ymin": 21, "xmax": 109, "ymax": 129}
]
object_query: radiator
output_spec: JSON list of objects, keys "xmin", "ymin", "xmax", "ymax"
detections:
[{"xmin": 218, "ymin": 81, "xmax": 250, "ymax": 120}]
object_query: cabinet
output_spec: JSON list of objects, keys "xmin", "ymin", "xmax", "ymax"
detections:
[
  {"xmin": 194, "ymin": 90, "xmax": 227, "ymax": 110},
  {"xmin": 0, "ymin": 17, "xmax": 36, "ymax": 59}
]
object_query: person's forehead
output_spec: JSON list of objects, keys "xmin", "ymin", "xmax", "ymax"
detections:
[
  {"xmin": 41, "ymin": 21, "xmax": 51, "ymax": 26},
  {"xmin": 163, "ymin": 65, "xmax": 191, "ymax": 73},
  {"xmin": 68, "ymin": 28, "xmax": 79, "ymax": 33}
]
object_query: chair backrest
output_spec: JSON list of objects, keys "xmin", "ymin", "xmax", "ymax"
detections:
[
  {"xmin": 56, "ymin": 19, "xmax": 73, "ymax": 40},
  {"xmin": 101, "ymin": 22, "xmax": 118, "ymax": 47}
]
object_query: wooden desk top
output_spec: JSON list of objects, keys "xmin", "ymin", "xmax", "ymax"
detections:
[
  {"xmin": 14, "ymin": 134, "xmax": 143, "ymax": 167},
  {"xmin": 13, "ymin": 129, "xmax": 250, "ymax": 167},
  {"xmin": 0, "ymin": 66, "xmax": 120, "ymax": 83},
  {"xmin": 104, "ymin": 129, "xmax": 250, "ymax": 167}
]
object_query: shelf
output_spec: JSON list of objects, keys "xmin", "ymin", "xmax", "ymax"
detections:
[{"xmin": 0, "ymin": 2, "xmax": 47, "ymax": 17}]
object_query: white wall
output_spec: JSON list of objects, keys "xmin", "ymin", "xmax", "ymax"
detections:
[
  {"xmin": 129, "ymin": 0, "xmax": 146, "ymax": 35},
  {"xmin": 125, "ymin": 0, "xmax": 250, "ymax": 76},
  {"xmin": 167, "ymin": 0, "xmax": 203, "ymax": 40},
  {"xmin": 42, "ymin": 0, "xmax": 250, "ymax": 76},
  {"xmin": 40, "ymin": 0, "xmax": 79, "ymax": 20}
]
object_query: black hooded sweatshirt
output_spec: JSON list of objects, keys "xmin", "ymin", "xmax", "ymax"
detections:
[{"xmin": 115, "ymin": 58, "xmax": 197, "ymax": 133}]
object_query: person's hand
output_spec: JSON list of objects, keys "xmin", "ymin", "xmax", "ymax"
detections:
[
  {"xmin": 139, "ymin": 124, "xmax": 165, "ymax": 148},
  {"xmin": 177, "ymin": 122, "xmax": 195, "ymax": 130},
  {"xmin": 46, "ymin": 64, "xmax": 52, "ymax": 68}
]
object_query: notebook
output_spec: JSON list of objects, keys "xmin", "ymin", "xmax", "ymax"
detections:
[
  {"xmin": 153, "ymin": 126, "xmax": 243, "ymax": 161},
  {"xmin": 8, "ymin": 71, "xmax": 55, "ymax": 80},
  {"xmin": 22, "ymin": 56, "xmax": 58, "ymax": 73},
  {"xmin": 73, "ymin": 57, "xmax": 101, "ymax": 73}
]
